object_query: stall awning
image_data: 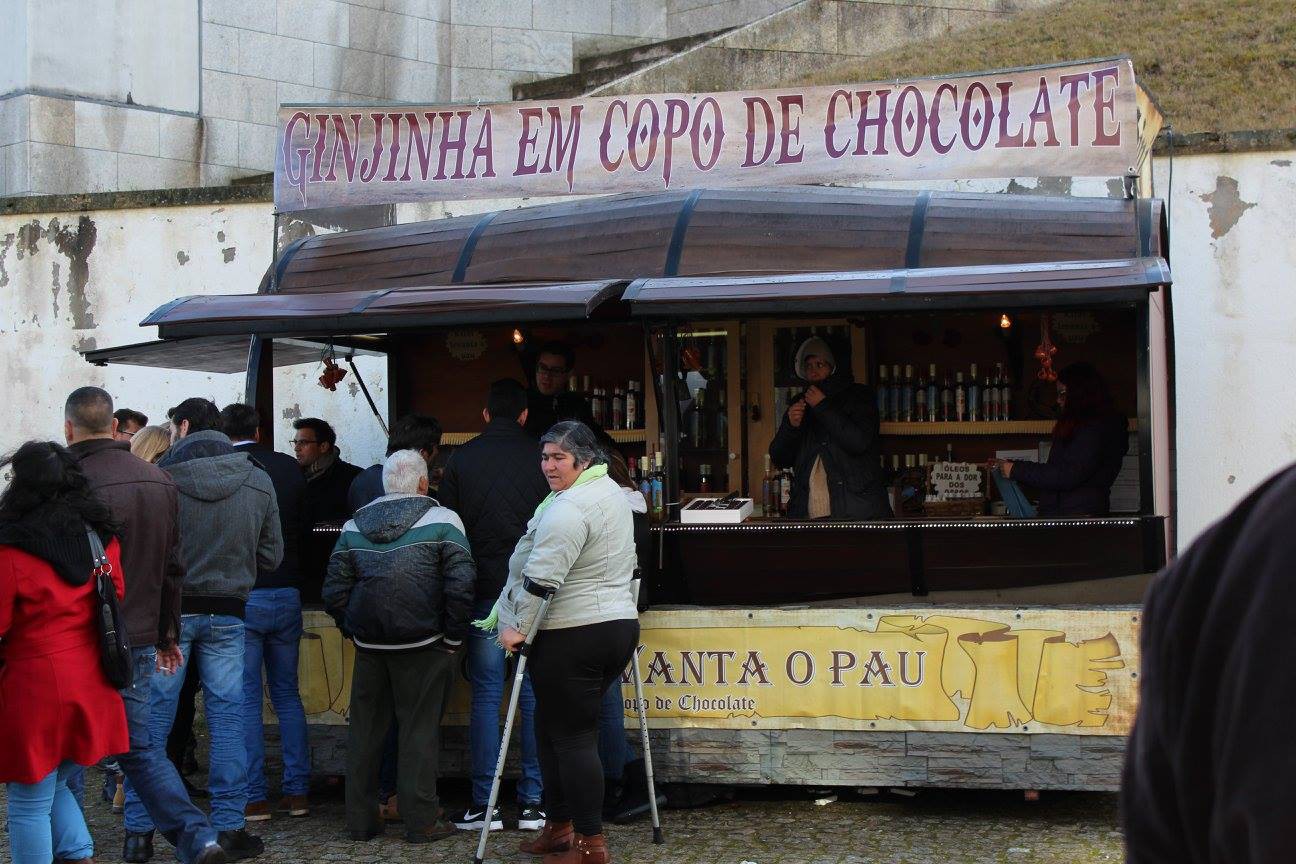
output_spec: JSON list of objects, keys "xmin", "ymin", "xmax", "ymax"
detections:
[
  {"xmin": 81, "ymin": 335, "xmax": 382, "ymax": 373},
  {"xmin": 141, "ymin": 280, "xmax": 628, "ymax": 340},
  {"xmin": 623, "ymin": 257, "xmax": 1171, "ymax": 316}
]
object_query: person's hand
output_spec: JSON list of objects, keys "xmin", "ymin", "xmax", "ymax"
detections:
[
  {"xmin": 156, "ymin": 644, "xmax": 184, "ymax": 675},
  {"xmin": 500, "ymin": 627, "xmax": 526, "ymax": 652},
  {"xmin": 804, "ymin": 386, "xmax": 825, "ymax": 408},
  {"xmin": 787, "ymin": 400, "xmax": 807, "ymax": 428}
]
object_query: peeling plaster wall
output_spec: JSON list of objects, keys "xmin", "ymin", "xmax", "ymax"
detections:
[{"xmin": 0, "ymin": 203, "xmax": 387, "ymax": 468}]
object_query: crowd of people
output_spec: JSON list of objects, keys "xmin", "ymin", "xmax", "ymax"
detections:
[{"xmin": 0, "ymin": 341, "xmax": 644, "ymax": 864}]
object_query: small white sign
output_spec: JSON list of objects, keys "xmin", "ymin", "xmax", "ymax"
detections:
[
  {"xmin": 929, "ymin": 462, "xmax": 983, "ymax": 499},
  {"xmin": 445, "ymin": 329, "xmax": 487, "ymax": 361}
]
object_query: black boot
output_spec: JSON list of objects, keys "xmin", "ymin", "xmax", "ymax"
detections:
[
  {"xmin": 216, "ymin": 829, "xmax": 264, "ymax": 861},
  {"xmin": 122, "ymin": 830, "xmax": 154, "ymax": 863},
  {"xmin": 194, "ymin": 844, "xmax": 229, "ymax": 864}
]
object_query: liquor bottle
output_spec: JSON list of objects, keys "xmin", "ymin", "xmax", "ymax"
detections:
[
  {"xmin": 625, "ymin": 381, "xmax": 639, "ymax": 430},
  {"xmin": 715, "ymin": 387, "xmax": 728, "ymax": 449},
  {"xmin": 889, "ymin": 364, "xmax": 902, "ymax": 425},
  {"xmin": 590, "ymin": 387, "xmax": 606, "ymax": 428},
  {"xmin": 940, "ymin": 372, "xmax": 953, "ymax": 423},
  {"xmin": 992, "ymin": 363, "xmax": 1005, "ymax": 422},
  {"xmin": 582, "ymin": 374, "xmax": 592, "ymax": 397},
  {"xmin": 611, "ymin": 387, "xmax": 625, "ymax": 430},
  {"xmin": 986, "ymin": 372, "xmax": 999, "ymax": 423},
  {"xmin": 914, "ymin": 368, "xmax": 928, "ymax": 423},
  {"xmin": 698, "ymin": 463, "xmax": 712, "ymax": 494},
  {"xmin": 967, "ymin": 364, "xmax": 980, "ymax": 422},
  {"xmin": 639, "ymin": 456, "xmax": 652, "ymax": 508},
  {"xmin": 1000, "ymin": 367, "xmax": 1013, "ymax": 421},
  {"xmin": 902, "ymin": 364, "xmax": 915, "ymax": 422},
  {"xmin": 689, "ymin": 388, "xmax": 705, "ymax": 447},
  {"xmin": 778, "ymin": 469, "xmax": 792, "ymax": 517},
  {"xmin": 762, "ymin": 454, "xmax": 776, "ymax": 517},
  {"xmin": 650, "ymin": 451, "xmax": 665, "ymax": 522},
  {"xmin": 876, "ymin": 365, "xmax": 890, "ymax": 421},
  {"xmin": 955, "ymin": 372, "xmax": 967, "ymax": 422},
  {"xmin": 568, "ymin": 376, "xmax": 579, "ymax": 395},
  {"xmin": 926, "ymin": 364, "xmax": 938, "ymax": 422}
]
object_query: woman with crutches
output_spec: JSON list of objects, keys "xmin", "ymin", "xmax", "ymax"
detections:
[{"xmin": 491, "ymin": 421, "xmax": 640, "ymax": 864}]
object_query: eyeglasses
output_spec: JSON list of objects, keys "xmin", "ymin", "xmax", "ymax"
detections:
[
  {"xmin": 290, "ymin": 439, "xmax": 319, "ymax": 448},
  {"xmin": 536, "ymin": 362, "xmax": 569, "ymax": 376},
  {"xmin": 804, "ymin": 359, "xmax": 832, "ymax": 371}
]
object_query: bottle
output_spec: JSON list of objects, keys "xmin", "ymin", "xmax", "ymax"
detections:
[
  {"xmin": 968, "ymin": 363, "xmax": 980, "ymax": 422},
  {"xmin": 940, "ymin": 372, "xmax": 953, "ymax": 423},
  {"xmin": 926, "ymin": 364, "xmax": 938, "ymax": 422},
  {"xmin": 590, "ymin": 387, "xmax": 605, "ymax": 427},
  {"xmin": 902, "ymin": 364, "xmax": 915, "ymax": 422},
  {"xmin": 650, "ymin": 451, "xmax": 665, "ymax": 522},
  {"xmin": 568, "ymin": 376, "xmax": 579, "ymax": 395},
  {"xmin": 582, "ymin": 374, "xmax": 591, "ymax": 397},
  {"xmin": 914, "ymin": 368, "xmax": 928, "ymax": 422},
  {"xmin": 689, "ymin": 388, "xmax": 705, "ymax": 447},
  {"xmin": 639, "ymin": 456, "xmax": 652, "ymax": 508},
  {"xmin": 992, "ymin": 363, "xmax": 1004, "ymax": 422},
  {"xmin": 889, "ymin": 364, "xmax": 902, "ymax": 424},
  {"xmin": 716, "ymin": 387, "xmax": 728, "ymax": 449},
  {"xmin": 955, "ymin": 372, "xmax": 967, "ymax": 422},
  {"xmin": 611, "ymin": 387, "xmax": 625, "ymax": 430},
  {"xmin": 698, "ymin": 463, "xmax": 712, "ymax": 494},
  {"xmin": 625, "ymin": 381, "xmax": 639, "ymax": 430},
  {"xmin": 1000, "ymin": 367, "xmax": 1013, "ymax": 420},
  {"xmin": 876, "ymin": 365, "xmax": 890, "ymax": 421},
  {"xmin": 762, "ymin": 454, "xmax": 776, "ymax": 517},
  {"xmin": 778, "ymin": 469, "xmax": 792, "ymax": 517},
  {"xmin": 987, "ymin": 372, "xmax": 1000, "ymax": 422}
]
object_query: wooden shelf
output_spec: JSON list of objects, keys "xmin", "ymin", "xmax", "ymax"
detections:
[
  {"xmin": 441, "ymin": 428, "xmax": 648, "ymax": 446},
  {"xmin": 880, "ymin": 419, "xmax": 1137, "ymax": 436}
]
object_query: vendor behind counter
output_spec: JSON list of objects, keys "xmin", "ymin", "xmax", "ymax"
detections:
[{"xmin": 769, "ymin": 336, "xmax": 891, "ymax": 521}]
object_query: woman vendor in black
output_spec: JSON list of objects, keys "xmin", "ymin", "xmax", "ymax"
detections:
[{"xmin": 769, "ymin": 336, "xmax": 890, "ymax": 520}]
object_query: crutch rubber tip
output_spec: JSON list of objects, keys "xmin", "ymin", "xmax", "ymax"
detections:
[
  {"xmin": 653, "ymin": 827, "xmax": 665, "ymax": 845},
  {"xmin": 472, "ymin": 857, "xmax": 484, "ymax": 864}
]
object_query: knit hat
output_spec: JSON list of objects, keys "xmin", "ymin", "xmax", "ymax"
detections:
[{"xmin": 795, "ymin": 336, "xmax": 836, "ymax": 380}]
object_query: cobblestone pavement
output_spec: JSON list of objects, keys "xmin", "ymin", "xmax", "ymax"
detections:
[{"xmin": 0, "ymin": 781, "xmax": 1124, "ymax": 864}]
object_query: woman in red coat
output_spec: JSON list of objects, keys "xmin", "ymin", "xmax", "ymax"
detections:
[{"xmin": 0, "ymin": 440, "xmax": 130, "ymax": 864}]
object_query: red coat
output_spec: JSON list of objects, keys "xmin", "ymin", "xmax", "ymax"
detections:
[{"xmin": 0, "ymin": 538, "xmax": 130, "ymax": 783}]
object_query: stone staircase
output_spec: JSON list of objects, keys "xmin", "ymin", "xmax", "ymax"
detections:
[{"xmin": 513, "ymin": 28, "xmax": 736, "ymax": 101}]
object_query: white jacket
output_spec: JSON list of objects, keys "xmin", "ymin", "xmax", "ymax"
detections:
[{"xmin": 496, "ymin": 473, "xmax": 638, "ymax": 635}]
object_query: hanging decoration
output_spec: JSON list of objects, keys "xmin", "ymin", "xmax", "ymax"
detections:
[
  {"xmin": 1034, "ymin": 314, "xmax": 1058, "ymax": 382},
  {"xmin": 317, "ymin": 345, "xmax": 348, "ymax": 391}
]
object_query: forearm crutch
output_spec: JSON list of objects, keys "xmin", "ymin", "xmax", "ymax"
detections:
[
  {"xmin": 473, "ymin": 579, "xmax": 555, "ymax": 864},
  {"xmin": 629, "ymin": 568, "xmax": 665, "ymax": 844}
]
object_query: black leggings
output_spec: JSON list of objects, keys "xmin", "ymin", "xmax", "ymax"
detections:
[{"xmin": 528, "ymin": 618, "xmax": 639, "ymax": 836}]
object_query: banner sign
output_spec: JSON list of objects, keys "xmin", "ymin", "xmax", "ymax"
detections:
[
  {"xmin": 291, "ymin": 606, "xmax": 1138, "ymax": 735},
  {"xmin": 275, "ymin": 58, "xmax": 1139, "ymax": 212}
]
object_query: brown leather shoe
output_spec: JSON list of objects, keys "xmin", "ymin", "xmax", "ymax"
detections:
[
  {"xmin": 245, "ymin": 800, "xmax": 272, "ymax": 822},
  {"xmin": 543, "ymin": 833, "xmax": 610, "ymax": 864},
  {"xmin": 379, "ymin": 794, "xmax": 401, "ymax": 822},
  {"xmin": 519, "ymin": 820, "xmax": 574, "ymax": 855},
  {"xmin": 276, "ymin": 794, "xmax": 309, "ymax": 817}
]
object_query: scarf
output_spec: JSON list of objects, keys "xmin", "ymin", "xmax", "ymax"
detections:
[
  {"xmin": 303, "ymin": 448, "xmax": 339, "ymax": 483},
  {"xmin": 0, "ymin": 501, "xmax": 111, "ymax": 586}
]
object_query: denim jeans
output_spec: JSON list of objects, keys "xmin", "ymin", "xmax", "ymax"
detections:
[
  {"xmin": 119, "ymin": 647, "xmax": 219, "ymax": 863},
  {"xmin": 242, "ymin": 588, "xmax": 310, "ymax": 802},
  {"xmin": 125, "ymin": 615, "xmax": 249, "ymax": 833},
  {"xmin": 64, "ymin": 764, "xmax": 85, "ymax": 811},
  {"xmin": 6, "ymin": 761, "xmax": 93, "ymax": 864},
  {"xmin": 598, "ymin": 679, "xmax": 630, "ymax": 783},
  {"xmin": 468, "ymin": 599, "xmax": 542, "ymax": 806}
]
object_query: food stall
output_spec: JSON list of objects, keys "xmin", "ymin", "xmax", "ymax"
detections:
[{"xmin": 87, "ymin": 59, "xmax": 1170, "ymax": 791}]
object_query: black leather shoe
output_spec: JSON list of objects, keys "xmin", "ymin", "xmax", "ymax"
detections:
[
  {"xmin": 194, "ymin": 844, "xmax": 229, "ymax": 864},
  {"xmin": 183, "ymin": 777, "xmax": 209, "ymax": 799},
  {"xmin": 122, "ymin": 830, "xmax": 154, "ymax": 863},
  {"xmin": 216, "ymin": 829, "xmax": 264, "ymax": 861},
  {"xmin": 348, "ymin": 827, "xmax": 383, "ymax": 841}
]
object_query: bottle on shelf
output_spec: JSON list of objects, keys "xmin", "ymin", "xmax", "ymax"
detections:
[
  {"xmin": 762, "ymin": 454, "xmax": 776, "ymax": 517},
  {"xmin": 1000, "ymin": 367, "xmax": 1013, "ymax": 421},
  {"xmin": 992, "ymin": 363, "xmax": 1004, "ymax": 422},
  {"xmin": 582, "ymin": 374, "xmax": 592, "ymax": 397},
  {"xmin": 650, "ymin": 451, "xmax": 665, "ymax": 523},
  {"xmin": 926, "ymin": 364, "xmax": 938, "ymax": 422},
  {"xmin": 968, "ymin": 363, "xmax": 980, "ymax": 422},
  {"xmin": 689, "ymin": 388, "xmax": 705, "ymax": 447},
  {"xmin": 889, "ymin": 364, "xmax": 902, "ymax": 425},
  {"xmin": 611, "ymin": 387, "xmax": 625, "ymax": 430},
  {"xmin": 568, "ymin": 377, "xmax": 579, "ymax": 395},
  {"xmin": 590, "ymin": 387, "xmax": 605, "ymax": 428},
  {"xmin": 625, "ymin": 381, "xmax": 639, "ymax": 430},
  {"xmin": 987, "ymin": 370, "xmax": 1000, "ymax": 422},
  {"xmin": 940, "ymin": 372, "xmax": 953, "ymax": 423},
  {"xmin": 698, "ymin": 463, "xmax": 712, "ymax": 494},
  {"xmin": 715, "ymin": 387, "xmax": 728, "ymax": 449},
  {"xmin": 955, "ymin": 372, "xmax": 967, "ymax": 422},
  {"xmin": 876, "ymin": 365, "xmax": 890, "ymax": 422},
  {"xmin": 902, "ymin": 364, "xmax": 915, "ymax": 422},
  {"xmin": 778, "ymin": 469, "xmax": 792, "ymax": 518},
  {"xmin": 639, "ymin": 456, "xmax": 652, "ymax": 508},
  {"xmin": 914, "ymin": 367, "xmax": 928, "ymax": 423}
]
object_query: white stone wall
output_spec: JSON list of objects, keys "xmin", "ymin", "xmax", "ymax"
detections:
[{"xmin": 666, "ymin": 0, "xmax": 800, "ymax": 38}]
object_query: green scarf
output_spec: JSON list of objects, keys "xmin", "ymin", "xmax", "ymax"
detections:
[{"xmin": 472, "ymin": 463, "xmax": 609, "ymax": 639}]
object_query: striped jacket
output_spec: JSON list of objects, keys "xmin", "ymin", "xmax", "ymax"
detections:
[{"xmin": 322, "ymin": 494, "xmax": 475, "ymax": 651}]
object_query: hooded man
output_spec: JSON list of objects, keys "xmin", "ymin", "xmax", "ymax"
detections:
[
  {"xmin": 124, "ymin": 397, "xmax": 283, "ymax": 862},
  {"xmin": 768, "ymin": 336, "xmax": 890, "ymax": 521}
]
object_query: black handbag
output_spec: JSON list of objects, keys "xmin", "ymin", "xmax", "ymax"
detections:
[{"xmin": 86, "ymin": 527, "xmax": 133, "ymax": 689}]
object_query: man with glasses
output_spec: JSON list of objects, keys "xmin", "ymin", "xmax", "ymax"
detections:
[
  {"xmin": 114, "ymin": 407, "xmax": 149, "ymax": 441},
  {"xmin": 292, "ymin": 418, "xmax": 362, "ymax": 602},
  {"xmin": 522, "ymin": 341, "xmax": 605, "ymax": 440}
]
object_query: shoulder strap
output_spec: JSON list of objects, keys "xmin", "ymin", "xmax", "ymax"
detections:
[{"xmin": 85, "ymin": 526, "xmax": 109, "ymax": 575}]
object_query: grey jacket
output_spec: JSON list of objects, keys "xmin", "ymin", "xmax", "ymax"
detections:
[
  {"xmin": 159, "ymin": 430, "xmax": 284, "ymax": 618},
  {"xmin": 497, "ymin": 473, "xmax": 638, "ymax": 636}
]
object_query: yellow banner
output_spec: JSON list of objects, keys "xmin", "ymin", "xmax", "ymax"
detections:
[{"xmin": 283, "ymin": 606, "xmax": 1137, "ymax": 736}]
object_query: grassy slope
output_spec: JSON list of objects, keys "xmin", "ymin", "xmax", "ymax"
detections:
[{"xmin": 796, "ymin": 0, "xmax": 1296, "ymax": 134}]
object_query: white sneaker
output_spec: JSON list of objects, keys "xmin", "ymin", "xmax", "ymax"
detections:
[
  {"xmin": 452, "ymin": 805, "xmax": 502, "ymax": 830},
  {"xmin": 518, "ymin": 804, "xmax": 546, "ymax": 831}
]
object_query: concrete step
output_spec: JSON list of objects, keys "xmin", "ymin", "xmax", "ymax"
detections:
[{"xmin": 577, "ymin": 28, "xmax": 734, "ymax": 73}]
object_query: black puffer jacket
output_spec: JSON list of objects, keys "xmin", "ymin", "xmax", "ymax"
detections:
[
  {"xmin": 437, "ymin": 418, "xmax": 549, "ymax": 601},
  {"xmin": 769, "ymin": 370, "xmax": 890, "ymax": 520},
  {"xmin": 322, "ymin": 494, "xmax": 475, "ymax": 650},
  {"xmin": 1012, "ymin": 414, "xmax": 1128, "ymax": 517},
  {"xmin": 523, "ymin": 389, "xmax": 612, "ymax": 444}
]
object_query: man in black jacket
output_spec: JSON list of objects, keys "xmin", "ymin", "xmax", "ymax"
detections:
[
  {"xmin": 292, "ymin": 417, "xmax": 361, "ymax": 602},
  {"xmin": 220, "ymin": 404, "xmax": 312, "ymax": 823},
  {"xmin": 522, "ymin": 340, "xmax": 605, "ymax": 440},
  {"xmin": 347, "ymin": 414, "xmax": 443, "ymax": 513},
  {"xmin": 769, "ymin": 336, "xmax": 890, "ymax": 520},
  {"xmin": 439, "ymin": 379, "xmax": 550, "ymax": 832}
]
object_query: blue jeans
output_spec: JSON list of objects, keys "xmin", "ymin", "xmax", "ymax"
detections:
[
  {"xmin": 468, "ymin": 600, "xmax": 542, "ymax": 806},
  {"xmin": 242, "ymin": 588, "xmax": 310, "ymax": 801},
  {"xmin": 125, "ymin": 615, "xmax": 249, "ymax": 833},
  {"xmin": 64, "ymin": 764, "xmax": 85, "ymax": 811},
  {"xmin": 6, "ymin": 761, "xmax": 93, "ymax": 864},
  {"xmin": 119, "ymin": 647, "xmax": 218, "ymax": 862}
]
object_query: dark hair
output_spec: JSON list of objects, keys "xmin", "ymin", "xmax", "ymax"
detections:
[
  {"xmin": 294, "ymin": 417, "xmax": 337, "ymax": 447},
  {"xmin": 1054, "ymin": 362, "xmax": 1116, "ymax": 441},
  {"xmin": 540, "ymin": 421, "xmax": 606, "ymax": 469},
  {"xmin": 65, "ymin": 386, "xmax": 115, "ymax": 433},
  {"xmin": 535, "ymin": 341, "xmax": 575, "ymax": 372},
  {"xmin": 487, "ymin": 378, "xmax": 528, "ymax": 421},
  {"xmin": 0, "ymin": 441, "xmax": 117, "ymax": 535},
  {"xmin": 605, "ymin": 449, "xmax": 633, "ymax": 489},
  {"xmin": 386, "ymin": 414, "xmax": 442, "ymax": 457},
  {"xmin": 113, "ymin": 407, "xmax": 148, "ymax": 429},
  {"xmin": 219, "ymin": 403, "xmax": 260, "ymax": 441},
  {"xmin": 167, "ymin": 398, "xmax": 221, "ymax": 434}
]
